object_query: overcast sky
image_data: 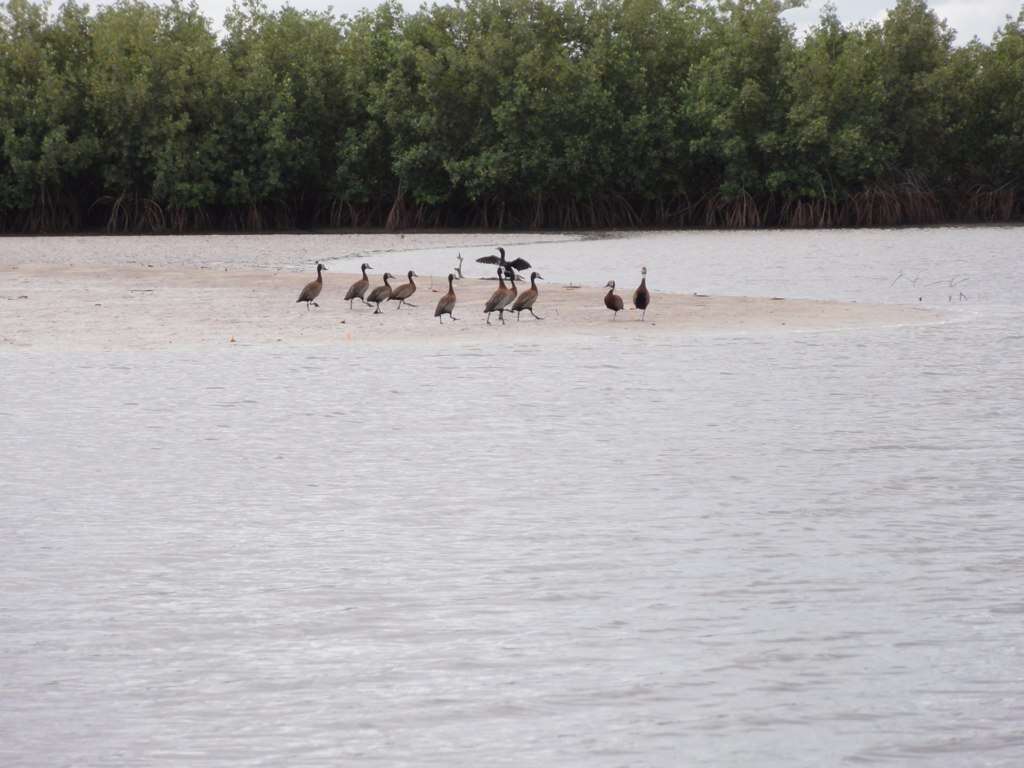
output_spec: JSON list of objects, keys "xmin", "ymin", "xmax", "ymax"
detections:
[{"xmin": 183, "ymin": 0, "xmax": 1021, "ymax": 43}]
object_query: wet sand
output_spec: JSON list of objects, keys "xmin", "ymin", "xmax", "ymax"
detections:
[{"xmin": 0, "ymin": 263, "xmax": 944, "ymax": 351}]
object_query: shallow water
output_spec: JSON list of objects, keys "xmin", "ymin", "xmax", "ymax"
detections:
[{"xmin": 2, "ymin": 228, "xmax": 1023, "ymax": 766}]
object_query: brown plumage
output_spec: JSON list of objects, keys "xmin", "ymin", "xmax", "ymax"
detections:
[
  {"xmin": 296, "ymin": 263, "xmax": 327, "ymax": 310},
  {"xmin": 434, "ymin": 273, "xmax": 457, "ymax": 323},
  {"xmin": 366, "ymin": 272, "xmax": 394, "ymax": 314},
  {"xmin": 389, "ymin": 270, "xmax": 419, "ymax": 309},
  {"xmin": 633, "ymin": 266, "xmax": 650, "ymax": 321},
  {"xmin": 604, "ymin": 280, "xmax": 624, "ymax": 319},
  {"xmin": 510, "ymin": 271, "xmax": 544, "ymax": 320},
  {"xmin": 344, "ymin": 263, "xmax": 373, "ymax": 308},
  {"xmin": 483, "ymin": 268, "xmax": 512, "ymax": 325}
]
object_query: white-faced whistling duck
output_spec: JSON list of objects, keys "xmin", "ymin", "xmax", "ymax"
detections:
[
  {"xmin": 505, "ymin": 266, "xmax": 518, "ymax": 305},
  {"xmin": 366, "ymin": 272, "xmax": 394, "ymax": 314},
  {"xmin": 483, "ymin": 267, "xmax": 511, "ymax": 325},
  {"xmin": 633, "ymin": 266, "xmax": 650, "ymax": 320},
  {"xmin": 510, "ymin": 271, "xmax": 544, "ymax": 320},
  {"xmin": 604, "ymin": 280, "xmax": 624, "ymax": 319},
  {"xmin": 344, "ymin": 263, "xmax": 373, "ymax": 308},
  {"xmin": 435, "ymin": 273, "xmax": 457, "ymax": 324},
  {"xmin": 297, "ymin": 263, "xmax": 327, "ymax": 310},
  {"xmin": 389, "ymin": 270, "xmax": 418, "ymax": 309}
]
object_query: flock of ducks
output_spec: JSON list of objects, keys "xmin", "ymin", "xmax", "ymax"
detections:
[{"xmin": 296, "ymin": 249, "xmax": 651, "ymax": 324}]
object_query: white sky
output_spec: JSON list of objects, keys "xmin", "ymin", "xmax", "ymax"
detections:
[
  {"xmin": 144, "ymin": 0, "xmax": 1024, "ymax": 43},
  {"xmin": 783, "ymin": 1, "xmax": 1022, "ymax": 42}
]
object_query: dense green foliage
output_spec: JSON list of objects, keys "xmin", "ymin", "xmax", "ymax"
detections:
[{"xmin": 1, "ymin": 0, "xmax": 1022, "ymax": 231}]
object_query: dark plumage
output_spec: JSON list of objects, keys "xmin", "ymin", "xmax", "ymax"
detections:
[
  {"xmin": 483, "ymin": 268, "xmax": 512, "ymax": 325},
  {"xmin": 604, "ymin": 280, "xmax": 624, "ymax": 319},
  {"xmin": 633, "ymin": 266, "xmax": 650, "ymax": 321},
  {"xmin": 344, "ymin": 263, "xmax": 373, "ymax": 308},
  {"xmin": 366, "ymin": 272, "xmax": 394, "ymax": 314},
  {"xmin": 435, "ymin": 273, "xmax": 458, "ymax": 323},
  {"xmin": 476, "ymin": 246, "xmax": 531, "ymax": 274},
  {"xmin": 510, "ymin": 272, "xmax": 543, "ymax": 320},
  {"xmin": 389, "ymin": 270, "xmax": 418, "ymax": 309},
  {"xmin": 296, "ymin": 263, "xmax": 327, "ymax": 310}
]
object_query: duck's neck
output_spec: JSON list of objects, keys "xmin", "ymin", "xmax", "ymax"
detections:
[
  {"xmin": 316, "ymin": 266, "xmax": 324, "ymax": 282},
  {"xmin": 361, "ymin": 265, "xmax": 368, "ymax": 278}
]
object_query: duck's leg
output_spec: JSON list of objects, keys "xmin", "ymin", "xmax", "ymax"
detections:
[{"xmin": 529, "ymin": 309, "xmax": 543, "ymax": 320}]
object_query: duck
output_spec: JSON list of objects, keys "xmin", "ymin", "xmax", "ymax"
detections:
[
  {"xmin": 510, "ymin": 272, "xmax": 544, "ymax": 320},
  {"xmin": 604, "ymin": 280, "xmax": 624, "ymax": 319},
  {"xmin": 389, "ymin": 270, "xmax": 418, "ymax": 309},
  {"xmin": 633, "ymin": 266, "xmax": 650, "ymax": 320},
  {"xmin": 435, "ymin": 273, "xmax": 458, "ymax": 323},
  {"xmin": 483, "ymin": 268, "xmax": 512, "ymax": 325},
  {"xmin": 296, "ymin": 263, "xmax": 327, "ymax": 310},
  {"xmin": 344, "ymin": 263, "xmax": 373, "ymax": 308},
  {"xmin": 366, "ymin": 272, "xmax": 395, "ymax": 314}
]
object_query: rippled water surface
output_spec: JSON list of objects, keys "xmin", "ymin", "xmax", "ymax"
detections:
[{"xmin": 2, "ymin": 228, "xmax": 1023, "ymax": 766}]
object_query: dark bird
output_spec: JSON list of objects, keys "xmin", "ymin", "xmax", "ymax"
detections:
[
  {"xmin": 510, "ymin": 272, "xmax": 544, "ymax": 321},
  {"xmin": 604, "ymin": 280, "xmax": 624, "ymax": 319},
  {"xmin": 633, "ymin": 266, "xmax": 650, "ymax": 321},
  {"xmin": 483, "ymin": 268, "xmax": 513, "ymax": 325},
  {"xmin": 366, "ymin": 272, "xmax": 395, "ymax": 314},
  {"xmin": 435, "ymin": 273, "xmax": 458, "ymax": 324},
  {"xmin": 389, "ymin": 270, "xmax": 419, "ymax": 309},
  {"xmin": 476, "ymin": 246, "xmax": 531, "ymax": 275},
  {"xmin": 296, "ymin": 263, "xmax": 327, "ymax": 310},
  {"xmin": 344, "ymin": 263, "xmax": 373, "ymax": 309},
  {"xmin": 505, "ymin": 266, "xmax": 517, "ymax": 305}
]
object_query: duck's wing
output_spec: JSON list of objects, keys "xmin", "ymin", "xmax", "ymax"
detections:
[
  {"xmin": 508, "ymin": 257, "xmax": 531, "ymax": 271},
  {"xmin": 476, "ymin": 255, "xmax": 501, "ymax": 265},
  {"xmin": 344, "ymin": 278, "xmax": 367, "ymax": 300}
]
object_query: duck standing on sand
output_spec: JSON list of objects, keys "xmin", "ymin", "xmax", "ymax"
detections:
[
  {"xmin": 633, "ymin": 266, "xmax": 650, "ymax": 321},
  {"xmin": 435, "ymin": 274, "xmax": 458, "ymax": 324},
  {"xmin": 604, "ymin": 280, "xmax": 624, "ymax": 319},
  {"xmin": 366, "ymin": 272, "xmax": 395, "ymax": 314},
  {"xmin": 483, "ymin": 268, "xmax": 512, "ymax": 325},
  {"xmin": 389, "ymin": 270, "xmax": 419, "ymax": 309},
  {"xmin": 344, "ymin": 263, "xmax": 373, "ymax": 308},
  {"xmin": 296, "ymin": 263, "xmax": 327, "ymax": 310},
  {"xmin": 510, "ymin": 272, "xmax": 544, "ymax": 320}
]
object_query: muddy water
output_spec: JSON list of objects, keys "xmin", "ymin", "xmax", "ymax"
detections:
[{"xmin": 2, "ymin": 227, "xmax": 1023, "ymax": 766}]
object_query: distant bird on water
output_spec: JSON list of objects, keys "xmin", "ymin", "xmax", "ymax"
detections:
[
  {"xmin": 510, "ymin": 272, "xmax": 544, "ymax": 320},
  {"xmin": 476, "ymin": 246, "xmax": 531, "ymax": 276},
  {"xmin": 296, "ymin": 263, "xmax": 327, "ymax": 310},
  {"xmin": 435, "ymin": 273, "xmax": 458, "ymax": 323},
  {"xmin": 483, "ymin": 268, "xmax": 512, "ymax": 325},
  {"xmin": 344, "ymin": 263, "xmax": 373, "ymax": 308},
  {"xmin": 389, "ymin": 270, "xmax": 419, "ymax": 309},
  {"xmin": 604, "ymin": 280, "xmax": 624, "ymax": 319},
  {"xmin": 633, "ymin": 266, "xmax": 650, "ymax": 320},
  {"xmin": 366, "ymin": 272, "xmax": 395, "ymax": 314}
]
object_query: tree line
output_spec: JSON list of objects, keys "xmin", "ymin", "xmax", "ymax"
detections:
[{"xmin": 1, "ymin": 0, "xmax": 1022, "ymax": 233}]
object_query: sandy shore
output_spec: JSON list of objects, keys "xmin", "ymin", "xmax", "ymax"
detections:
[{"xmin": 0, "ymin": 263, "xmax": 944, "ymax": 352}]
